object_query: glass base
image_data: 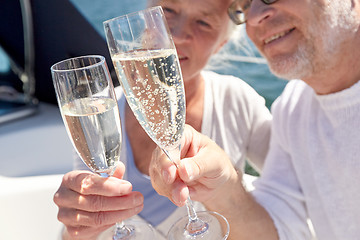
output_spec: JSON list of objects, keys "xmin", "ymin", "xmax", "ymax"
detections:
[
  {"xmin": 99, "ymin": 219, "xmax": 157, "ymax": 240},
  {"xmin": 167, "ymin": 211, "xmax": 230, "ymax": 240}
]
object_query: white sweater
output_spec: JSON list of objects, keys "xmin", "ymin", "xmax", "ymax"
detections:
[{"xmin": 253, "ymin": 80, "xmax": 360, "ymax": 240}]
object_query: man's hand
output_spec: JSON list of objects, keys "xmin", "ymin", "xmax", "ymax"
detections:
[
  {"xmin": 149, "ymin": 124, "xmax": 239, "ymax": 208},
  {"xmin": 149, "ymin": 125, "xmax": 278, "ymax": 239}
]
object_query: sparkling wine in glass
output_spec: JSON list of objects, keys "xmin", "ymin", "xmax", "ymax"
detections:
[
  {"xmin": 103, "ymin": 7, "xmax": 230, "ymax": 239},
  {"xmin": 51, "ymin": 55, "xmax": 156, "ymax": 240}
]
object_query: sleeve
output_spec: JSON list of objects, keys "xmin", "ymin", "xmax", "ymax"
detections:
[
  {"xmin": 251, "ymin": 94, "xmax": 312, "ymax": 240},
  {"xmin": 208, "ymin": 73, "xmax": 272, "ymax": 172}
]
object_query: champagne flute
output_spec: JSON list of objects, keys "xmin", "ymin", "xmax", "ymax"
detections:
[
  {"xmin": 51, "ymin": 55, "xmax": 156, "ymax": 240},
  {"xmin": 103, "ymin": 7, "xmax": 230, "ymax": 239}
]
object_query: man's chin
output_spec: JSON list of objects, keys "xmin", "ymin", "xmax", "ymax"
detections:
[{"xmin": 267, "ymin": 56, "xmax": 312, "ymax": 81}]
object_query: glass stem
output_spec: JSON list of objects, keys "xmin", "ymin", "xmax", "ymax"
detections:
[
  {"xmin": 186, "ymin": 197, "xmax": 198, "ymax": 221},
  {"xmin": 163, "ymin": 146, "xmax": 209, "ymax": 236},
  {"xmin": 185, "ymin": 197, "xmax": 209, "ymax": 236},
  {"xmin": 113, "ymin": 221, "xmax": 134, "ymax": 240}
]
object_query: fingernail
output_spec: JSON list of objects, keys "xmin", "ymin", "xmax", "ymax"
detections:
[
  {"xmin": 172, "ymin": 185, "xmax": 187, "ymax": 206},
  {"xmin": 172, "ymin": 188, "xmax": 181, "ymax": 206},
  {"xmin": 134, "ymin": 205, "xmax": 143, "ymax": 213},
  {"xmin": 134, "ymin": 195, "xmax": 143, "ymax": 206},
  {"xmin": 184, "ymin": 163, "xmax": 193, "ymax": 181},
  {"xmin": 179, "ymin": 187, "xmax": 188, "ymax": 205}
]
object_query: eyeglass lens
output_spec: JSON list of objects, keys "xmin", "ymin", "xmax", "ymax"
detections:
[{"xmin": 228, "ymin": 0, "xmax": 278, "ymax": 25}]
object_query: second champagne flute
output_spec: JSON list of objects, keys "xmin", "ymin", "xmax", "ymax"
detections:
[{"xmin": 103, "ymin": 7, "xmax": 229, "ymax": 239}]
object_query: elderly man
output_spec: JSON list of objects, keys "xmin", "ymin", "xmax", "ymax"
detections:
[{"xmin": 150, "ymin": 0, "xmax": 360, "ymax": 239}]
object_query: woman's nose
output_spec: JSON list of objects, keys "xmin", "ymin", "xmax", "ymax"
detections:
[{"xmin": 170, "ymin": 18, "xmax": 192, "ymax": 43}]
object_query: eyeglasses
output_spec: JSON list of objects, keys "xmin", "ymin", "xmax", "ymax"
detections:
[{"xmin": 228, "ymin": 0, "xmax": 278, "ymax": 25}]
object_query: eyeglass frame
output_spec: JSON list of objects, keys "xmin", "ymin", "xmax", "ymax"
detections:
[{"xmin": 228, "ymin": 0, "xmax": 278, "ymax": 25}]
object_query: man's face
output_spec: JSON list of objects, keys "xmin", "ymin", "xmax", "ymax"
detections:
[{"xmin": 245, "ymin": 0, "xmax": 359, "ymax": 81}]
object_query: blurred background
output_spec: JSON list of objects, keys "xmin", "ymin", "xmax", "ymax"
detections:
[{"xmin": 0, "ymin": 0, "xmax": 287, "ymax": 239}]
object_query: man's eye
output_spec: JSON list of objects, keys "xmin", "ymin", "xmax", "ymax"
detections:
[{"xmin": 243, "ymin": 1, "xmax": 251, "ymax": 10}]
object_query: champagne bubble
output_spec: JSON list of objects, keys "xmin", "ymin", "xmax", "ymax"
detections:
[{"xmin": 112, "ymin": 49, "xmax": 185, "ymax": 150}]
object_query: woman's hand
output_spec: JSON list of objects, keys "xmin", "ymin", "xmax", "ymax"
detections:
[{"xmin": 53, "ymin": 162, "xmax": 144, "ymax": 239}]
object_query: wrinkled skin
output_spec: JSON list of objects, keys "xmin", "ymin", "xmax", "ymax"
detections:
[
  {"xmin": 149, "ymin": 125, "xmax": 239, "ymax": 208},
  {"xmin": 53, "ymin": 163, "xmax": 144, "ymax": 239}
]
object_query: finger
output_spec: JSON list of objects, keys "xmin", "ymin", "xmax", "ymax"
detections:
[
  {"xmin": 161, "ymin": 160, "xmax": 177, "ymax": 185},
  {"xmin": 64, "ymin": 225, "xmax": 112, "ymax": 240},
  {"xmin": 180, "ymin": 124, "xmax": 203, "ymax": 159},
  {"xmin": 55, "ymin": 188, "xmax": 144, "ymax": 212},
  {"xmin": 177, "ymin": 157, "xmax": 200, "ymax": 183},
  {"xmin": 178, "ymin": 139, "xmax": 228, "ymax": 183},
  {"xmin": 170, "ymin": 179, "xmax": 189, "ymax": 206},
  {"xmin": 112, "ymin": 162, "xmax": 126, "ymax": 179},
  {"xmin": 187, "ymin": 184, "xmax": 214, "ymax": 202},
  {"xmin": 58, "ymin": 204, "xmax": 144, "ymax": 227},
  {"xmin": 150, "ymin": 147, "xmax": 177, "ymax": 195},
  {"xmin": 62, "ymin": 170, "xmax": 133, "ymax": 196}
]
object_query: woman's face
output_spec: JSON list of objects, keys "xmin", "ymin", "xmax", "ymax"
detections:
[{"xmin": 152, "ymin": 0, "xmax": 232, "ymax": 82}]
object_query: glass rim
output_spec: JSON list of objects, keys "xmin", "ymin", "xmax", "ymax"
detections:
[
  {"xmin": 50, "ymin": 55, "xmax": 106, "ymax": 73},
  {"xmin": 102, "ymin": 6, "xmax": 163, "ymax": 25}
]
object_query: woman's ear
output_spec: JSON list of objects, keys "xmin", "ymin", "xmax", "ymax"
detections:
[{"xmin": 214, "ymin": 39, "xmax": 229, "ymax": 55}]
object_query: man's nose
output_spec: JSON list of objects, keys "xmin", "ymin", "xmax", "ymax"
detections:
[{"xmin": 246, "ymin": 0, "xmax": 276, "ymax": 26}]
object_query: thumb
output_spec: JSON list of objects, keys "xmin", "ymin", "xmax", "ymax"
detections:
[
  {"xmin": 178, "ymin": 156, "xmax": 202, "ymax": 183},
  {"xmin": 178, "ymin": 137, "xmax": 230, "ymax": 183},
  {"xmin": 112, "ymin": 161, "xmax": 126, "ymax": 179}
]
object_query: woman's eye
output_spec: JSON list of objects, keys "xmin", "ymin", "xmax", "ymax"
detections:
[
  {"xmin": 163, "ymin": 7, "xmax": 175, "ymax": 15},
  {"xmin": 197, "ymin": 20, "xmax": 211, "ymax": 28}
]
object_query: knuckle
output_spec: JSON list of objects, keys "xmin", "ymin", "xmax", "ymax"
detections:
[
  {"xmin": 53, "ymin": 183, "xmax": 68, "ymax": 206},
  {"xmin": 58, "ymin": 208, "xmax": 84, "ymax": 226},
  {"xmin": 89, "ymin": 195, "xmax": 105, "ymax": 212},
  {"xmin": 93, "ymin": 211, "xmax": 107, "ymax": 226},
  {"xmin": 66, "ymin": 226, "xmax": 84, "ymax": 239},
  {"xmin": 53, "ymin": 191, "xmax": 61, "ymax": 206},
  {"xmin": 149, "ymin": 166, "xmax": 158, "ymax": 180},
  {"xmin": 62, "ymin": 172, "xmax": 76, "ymax": 188},
  {"xmin": 57, "ymin": 208, "xmax": 69, "ymax": 224},
  {"xmin": 79, "ymin": 174, "xmax": 96, "ymax": 194}
]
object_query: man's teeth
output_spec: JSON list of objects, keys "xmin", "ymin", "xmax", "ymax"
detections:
[{"xmin": 264, "ymin": 30, "xmax": 289, "ymax": 44}]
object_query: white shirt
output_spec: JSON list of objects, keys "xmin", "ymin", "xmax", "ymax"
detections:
[
  {"xmin": 201, "ymin": 71, "xmax": 272, "ymax": 171},
  {"xmin": 253, "ymin": 79, "xmax": 360, "ymax": 240}
]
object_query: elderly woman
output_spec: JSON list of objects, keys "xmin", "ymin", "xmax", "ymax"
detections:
[{"xmin": 53, "ymin": 0, "xmax": 272, "ymax": 239}]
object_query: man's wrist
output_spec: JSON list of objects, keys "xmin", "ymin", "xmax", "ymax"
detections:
[{"xmin": 203, "ymin": 169, "xmax": 246, "ymax": 214}]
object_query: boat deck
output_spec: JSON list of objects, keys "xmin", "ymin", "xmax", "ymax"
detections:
[{"xmin": 0, "ymin": 102, "xmax": 74, "ymax": 240}]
